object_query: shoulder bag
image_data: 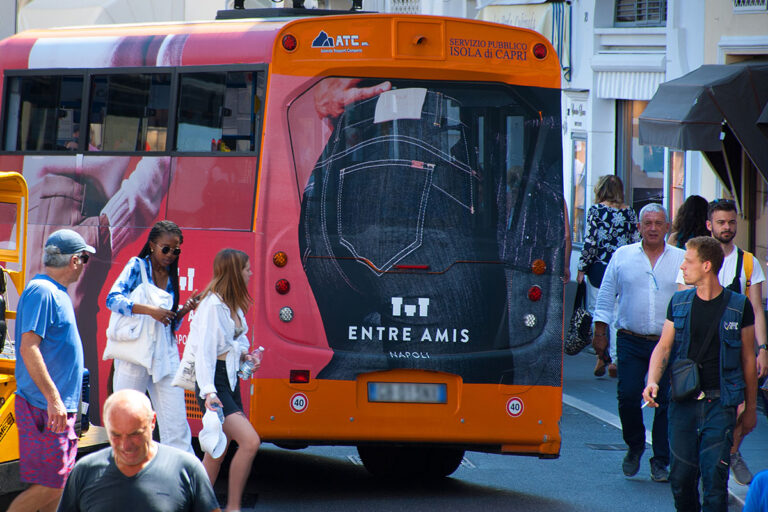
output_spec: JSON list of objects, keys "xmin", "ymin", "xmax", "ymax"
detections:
[
  {"xmin": 103, "ymin": 257, "xmax": 172, "ymax": 369},
  {"xmin": 565, "ymin": 281, "xmax": 593, "ymax": 356},
  {"xmin": 670, "ymin": 290, "xmax": 730, "ymax": 401},
  {"xmin": 172, "ymin": 341, "xmax": 197, "ymax": 391}
]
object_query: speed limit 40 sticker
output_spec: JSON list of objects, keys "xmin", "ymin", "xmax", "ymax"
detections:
[
  {"xmin": 290, "ymin": 393, "xmax": 308, "ymax": 413},
  {"xmin": 506, "ymin": 397, "xmax": 524, "ymax": 417}
]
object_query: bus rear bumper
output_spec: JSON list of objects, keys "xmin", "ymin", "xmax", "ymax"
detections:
[{"xmin": 250, "ymin": 373, "xmax": 562, "ymax": 458}]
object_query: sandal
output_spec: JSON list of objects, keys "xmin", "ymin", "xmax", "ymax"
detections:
[{"xmin": 594, "ymin": 357, "xmax": 606, "ymax": 377}]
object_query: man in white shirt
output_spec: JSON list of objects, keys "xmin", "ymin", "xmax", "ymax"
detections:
[
  {"xmin": 594, "ymin": 203, "xmax": 685, "ymax": 483},
  {"xmin": 676, "ymin": 198, "xmax": 768, "ymax": 485}
]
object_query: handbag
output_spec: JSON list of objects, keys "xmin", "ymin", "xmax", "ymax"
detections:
[
  {"xmin": 670, "ymin": 290, "xmax": 730, "ymax": 401},
  {"xmin": 565, "ymin": 281, "xmax": 593, "ymax": 355},
  {"xmin": 172, "ymin": 342, "xmax": 197, "ymax": 391},
  {"xmin": 586, "ymin": 261, "xmax": 607, "ymax": 288},
  {"xmin": 103, "ymin": 257, "xmax": 172, "ymax": 369}
]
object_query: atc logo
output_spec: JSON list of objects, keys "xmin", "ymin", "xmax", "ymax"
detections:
[
  {"xmin": 391, "ymin": 297, "xmax": 429, "ymax": 317},
  {"xmin": 311, "ymin": 30, "xmax": 368, "ymax": 53}
]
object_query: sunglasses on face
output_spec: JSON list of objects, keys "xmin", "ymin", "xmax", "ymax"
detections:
[
  {"xmin": 157, "ymin": 245, "xmax": 181, "ymax": 256},
  {"xmin": 79, "ymin": 252, "xmax": 89, "ymax": 264}
]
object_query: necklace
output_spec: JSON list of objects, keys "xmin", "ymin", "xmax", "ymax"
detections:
[{"xmin": 152, "ymin": 266, "xmax": 168, "ymax": 288}]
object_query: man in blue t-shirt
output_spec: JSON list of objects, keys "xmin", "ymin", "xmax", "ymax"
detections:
[{"xmin": 8, "ymin": 229, "xmax": 95, "ymax": 512}]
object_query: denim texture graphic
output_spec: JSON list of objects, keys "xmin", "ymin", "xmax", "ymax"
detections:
[{"xmin": 297, "ymin": 81, "xmax": 563, "ymax": 385}]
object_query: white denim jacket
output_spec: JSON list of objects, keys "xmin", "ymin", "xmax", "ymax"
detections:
[{"xmin": 190, "ymin": 293, "xmax": 249, "ymax": 399}]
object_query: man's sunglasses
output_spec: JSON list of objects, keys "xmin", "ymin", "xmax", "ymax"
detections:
[
  {"xmin": 79, "ymin": 253, "xmax": 90, "ymax": 264},
  {"xmin": 158, "ymin": 245, "xmax": 181, "ymax": 256}
]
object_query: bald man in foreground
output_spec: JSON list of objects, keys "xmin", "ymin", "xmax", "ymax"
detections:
[{"xmin": 57, "ymin": 389, "xmax": 220, "ymax": 512}]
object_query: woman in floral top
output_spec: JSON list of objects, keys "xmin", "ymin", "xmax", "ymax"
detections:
[{"xmin": 576, "ymin": 175, "xmax": 640, "ymax": 378}]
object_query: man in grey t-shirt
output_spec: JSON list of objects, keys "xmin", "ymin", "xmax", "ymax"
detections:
[{"xmin": 57, "ymin": 390, "xmax": 220, "ymax": 512}]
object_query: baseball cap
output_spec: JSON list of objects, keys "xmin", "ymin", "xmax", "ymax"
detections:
[
  {"xmin": 199, "ymin": 409, "xmax": 227, "ymax": 458},
  {"xmin": 45, "ymin": 229, "xmax": 96, "ymax": 254}
]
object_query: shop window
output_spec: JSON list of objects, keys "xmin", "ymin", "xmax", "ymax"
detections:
[
  {"xmin": 176, "ymin": 71, "xmax": 261, "ymax": 152},
  {"xmin": 617, "ymin": 100, "xmax": 665, "ymax": 215},
  {"xmin": 88, "ymin": 73, "xmax": 171, "ymax": 152},
  {"xmin": 615, "ymin": 0, "xmax": 667, "ymax": 27},
  {"xmin": 3, "ymin": 75, "xmax": 83, "ymax": 151},
  {"xmin": 571, "ymin": 136, "xmax": 588, "ymax": 244}
]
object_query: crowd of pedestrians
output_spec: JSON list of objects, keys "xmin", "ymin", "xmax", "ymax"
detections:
[
  {"xmin": 584, "ymin": 193, "xmax": 768, "ymax": 512},
  {"xmin": 9, "ymin": 223, "xmax": 261, "ymax": 512},
  {"xmin": 9, "ymin": 193, "xmax": 768, "ymax": 512}
]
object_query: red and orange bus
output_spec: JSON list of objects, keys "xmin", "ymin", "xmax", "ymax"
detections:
[{"xmin": 0, "ymin": 8, "xmax": 566, "ymax": 478}]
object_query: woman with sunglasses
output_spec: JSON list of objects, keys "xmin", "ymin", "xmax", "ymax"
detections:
[
  {"xmin": 105, "ymin": 220, "xmax": 200, "ymax": 453},
  {"xmin": 190, "ymin": 248, "xmax": 260, "ymax": 512}
]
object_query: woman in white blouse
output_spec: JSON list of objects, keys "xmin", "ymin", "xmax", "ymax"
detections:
[{"xmin": 190, "ymin": 248, "xmax": 260, "ymax": 512}]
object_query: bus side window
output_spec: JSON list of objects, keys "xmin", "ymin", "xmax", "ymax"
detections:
[
  {"xmin": 175, "ymin": 71, "xmax": 259, "ymax": 152},
  {"xmin": 88, "ymin": 73, "xmax": 171, "ymax": 152},
  {"xmin": 3, "ymin": 75, "xmax": 83, "ymax": 152}
]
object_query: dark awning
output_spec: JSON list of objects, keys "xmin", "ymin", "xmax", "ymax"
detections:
[
  {"xmin": 759, "ymin": 102, "xmax": 768, "ymax": 139},
  {"xmin": 639, "ymin": 62, "xmax": 768, "ymax": 182}
]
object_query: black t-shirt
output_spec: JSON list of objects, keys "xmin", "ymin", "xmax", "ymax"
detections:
[{"xmin": 666, "ymin": 290, "xmax": 754, "ymax": 391}]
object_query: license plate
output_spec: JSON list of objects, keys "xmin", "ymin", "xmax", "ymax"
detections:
[{"xmin": 367, "ymin": 382, "xmax": 447, "ymax": 404}]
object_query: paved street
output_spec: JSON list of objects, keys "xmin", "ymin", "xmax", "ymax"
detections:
[
  {"xmin": 3, "ymin": 349, "xmax": 763, "ymax": 510},
  {"xmin": 208, "ymin": 349, "xmax": 767, "ymax": 511}
]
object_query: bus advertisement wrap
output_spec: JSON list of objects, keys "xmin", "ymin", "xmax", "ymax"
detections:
[{"xmin": 0, "ymin": 14, "xmax": 565, "ymax": 474}]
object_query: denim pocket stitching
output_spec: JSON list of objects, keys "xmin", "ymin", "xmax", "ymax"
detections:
[{"xmin": 336, "ymin": 159, "xmax": 435, "ymax": 274}]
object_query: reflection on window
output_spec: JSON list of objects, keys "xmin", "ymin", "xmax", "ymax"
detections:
[
  {"xmin": 0, "ymin": 202, "xmax": 17, "ymax": 251},
  {"xmin": 620, "ymin": 100, "xmax": 664, "ymax": 214},
  {"xmin": 3, "ymin": 75, "xmax": 83, "ymax": 151},
  {"xmin": 89, "ymin": 73, "xmax": 171, "ymax": 152},
  {"xmin": 667, "ymin": 150, "xmax": 685, "ymax": 222},
  {"xmin": 572, "ymin": 138, "xmax": 587, "ymax": 244},
  {"xmin": 176, "ymin": 71, "xmax": 261, "ymax": 152}
]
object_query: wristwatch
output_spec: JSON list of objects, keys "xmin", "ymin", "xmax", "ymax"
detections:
[{"xmin": 759, "ymin": 344, "xmax": 768, "ymax": 351}]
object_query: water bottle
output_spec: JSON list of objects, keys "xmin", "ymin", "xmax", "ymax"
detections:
[
  {"xmin": 237, "ymin": 346, "xmax": 264, "ymax": 380},
  {"xmin": 212, "ymin": 403, "xmax": 225, "ymax": 424}
]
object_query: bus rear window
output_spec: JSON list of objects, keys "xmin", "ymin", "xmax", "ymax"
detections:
[
  {"xmin": 175, "ymin": 71, "xmax": 261, "ymax": 152},
  {"xmin": 88, "ymin": 73, "xmax": 171, "ymax": 152},
  {"xmin": 3, "ymin": 75, "xmax": 83, "ymax": 151}
]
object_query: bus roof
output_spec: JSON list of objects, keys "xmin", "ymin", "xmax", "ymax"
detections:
[{"xmin": 0, "ymin": 14, "xmax": 560, "ymax": 87}]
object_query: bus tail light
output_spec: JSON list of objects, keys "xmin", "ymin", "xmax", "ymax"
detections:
[
  {"xmin": 279, "ymin": 306, "xmax": 294, "ymax": 322},
  {"xmin": 533, "ymin": 43, "xmax": 547, "ymax": 60},
  {"xmin": 531, "ymin": 259, "xmax": 546, "ymax": 275},
  {"xmin": 282, "ymin": 34, "xmax": 298, "ymax": 52},
  {"xmin": 275, "ymin": 279, "xmax": 290, "ymax": 294},
  {"xmin": 528, "ymin": 285, "xmax": 542, "ymax": 301},
  {"xmin": 290, "ymin": 369, "xmax": 310, "ymax": 383},
  {"xmin": 273, "ymin": 251, "xmax": 288, "ymax": 267},
  {"xmin": 523, "ymin": 314, "xmax": 536, "ymax": 328}
]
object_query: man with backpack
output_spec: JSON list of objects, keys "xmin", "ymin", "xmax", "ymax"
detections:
[{"xmin": 676, "ymin": 198, "xmax": 768, "ymax": 485}]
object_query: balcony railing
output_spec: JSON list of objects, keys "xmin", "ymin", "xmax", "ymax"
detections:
[{"xmin": 733, "ymin": 0, "xmax": 768, "ymax": 12}]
